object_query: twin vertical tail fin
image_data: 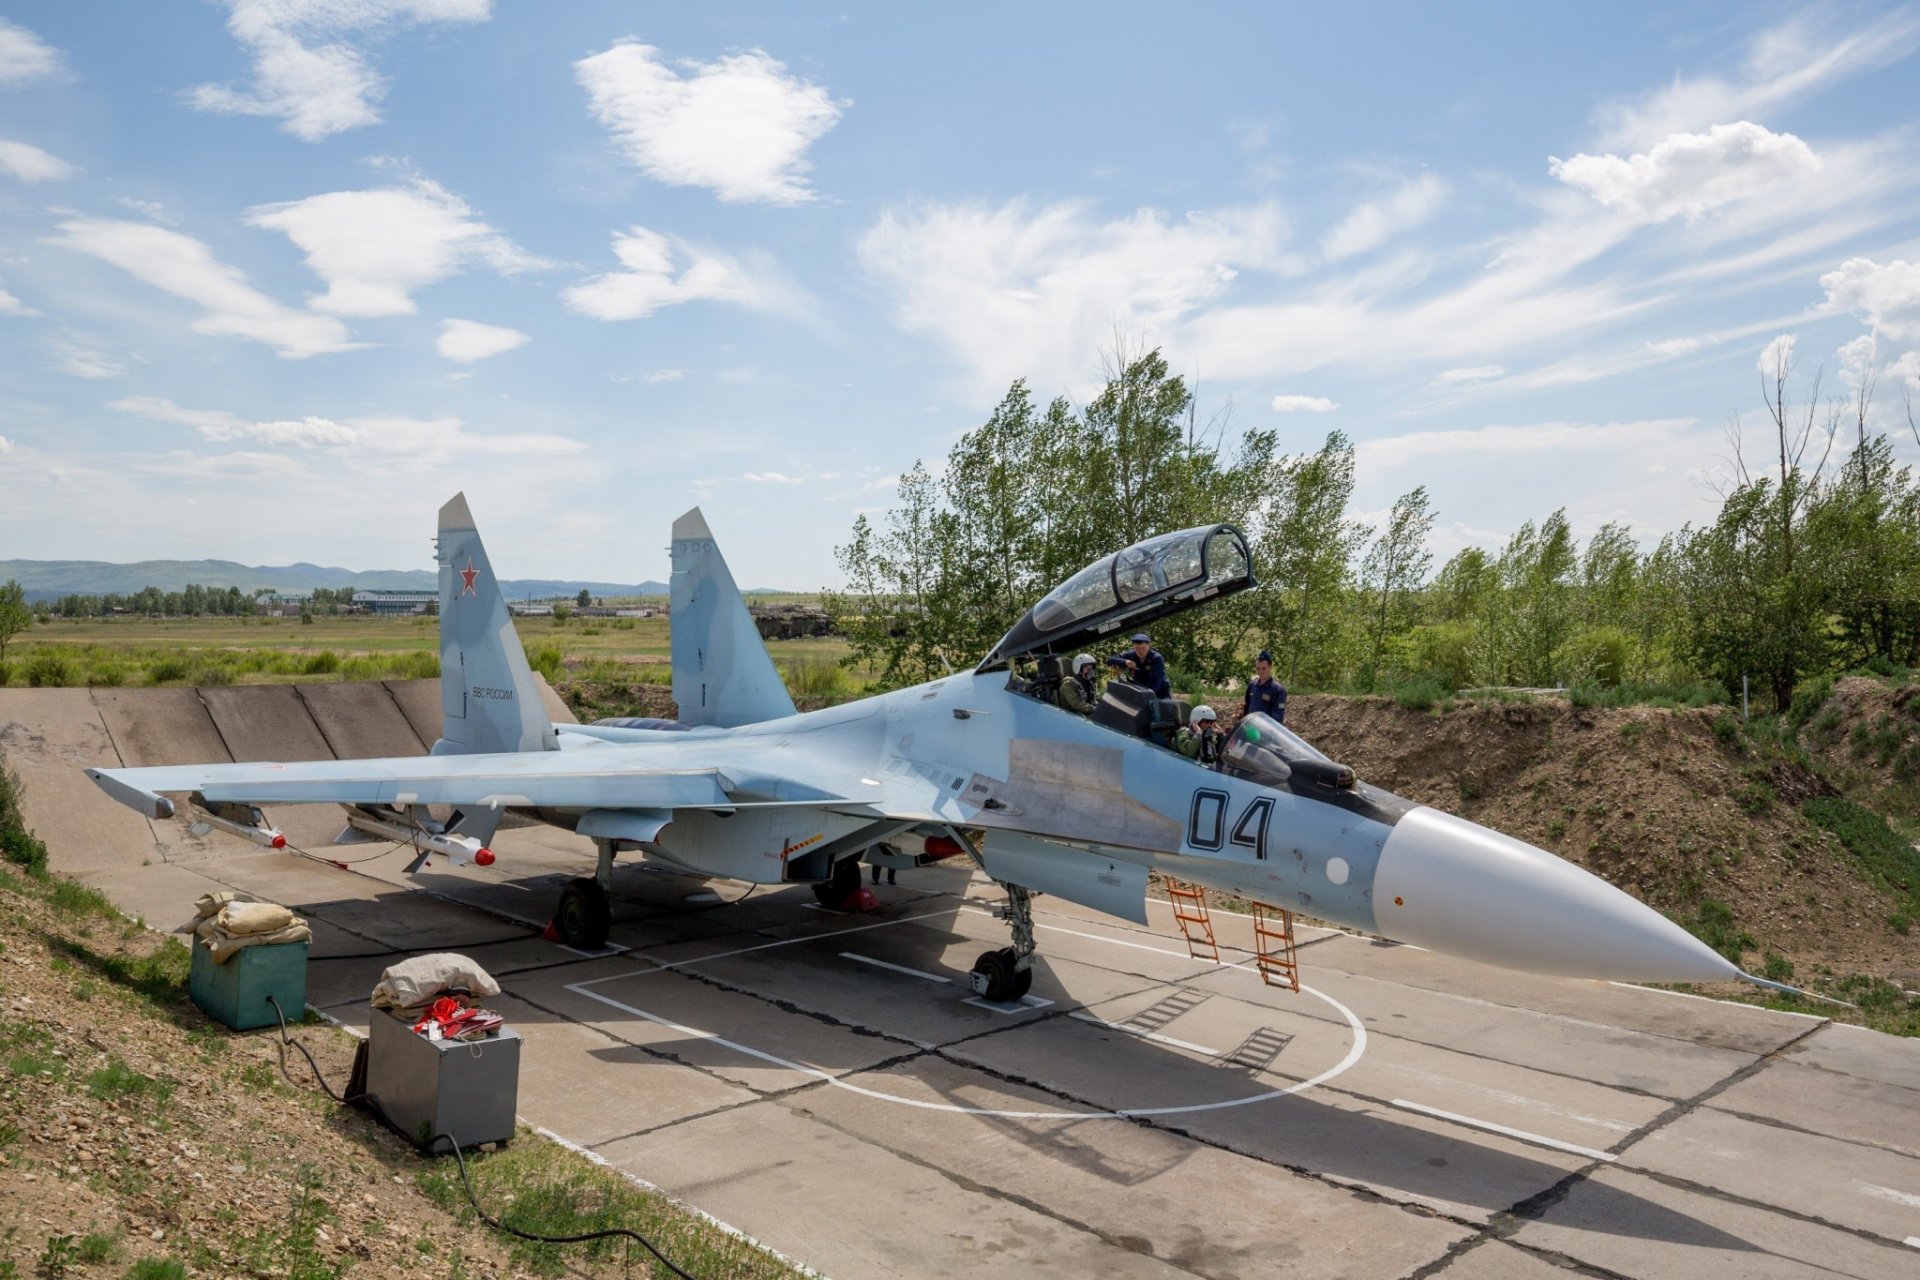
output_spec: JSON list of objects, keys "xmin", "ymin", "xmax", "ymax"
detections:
[
  {"xmin": 670, "ymin": 508, "xmax": 796, "ymax": 727},
  {"xmin": 433, "ymin": 493, "xmax": 558, "ymax": 756}
]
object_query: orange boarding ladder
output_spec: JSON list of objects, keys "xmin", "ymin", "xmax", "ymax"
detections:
[
  {"xmin": 1164, "ymin": 879, "xmax": 1219, "ymax": 963},
  {"xmin": 1250, "ymin": 903, "xmax": 1301, "ymax": 992}
]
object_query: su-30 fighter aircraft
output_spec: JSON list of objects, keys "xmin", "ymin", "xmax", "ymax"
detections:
[{"xmin": 90, "ymin": 494, "xmax": 1780, "ymax": 1001}]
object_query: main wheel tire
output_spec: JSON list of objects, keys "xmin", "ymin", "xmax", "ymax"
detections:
[
  {"xmin": 554, "ymin": 877, "xmax": 611, "ymax": 950},
  {"xmin": 1008, "ymin": 961, "xmax": 1034, "ymax": 1000},
  {"xmin": 970, "ymin": 948, "xmax": 1019, "ymax": 1002},
  {"xmin": 811, "ymin": 856, "xmax": 863, "ymax": 907}
]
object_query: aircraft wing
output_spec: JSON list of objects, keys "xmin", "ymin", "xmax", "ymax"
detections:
[{"xmin": 87, "ymin": 752, "xmax": 737, "ymax": 819}]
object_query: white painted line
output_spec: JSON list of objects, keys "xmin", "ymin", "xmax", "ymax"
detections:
[
  {"xmin": 963, "ymin": 994, "xmax": 1056, "ymax": 1015},
  {"xmin": 1389, "ymin": 1098, "xmax": 1618, "ymax": 1163},
  {"xmin": 840, "ymin": 952, "xmax": 950, "ymax": 984},
  {"xmin": 565, "ymin": 981, "xmax": 1368, "ymax": 1120},
  {"xmin": 557, "ymin": 940, "xmax": 629, "ymax": 959},
  {"xmin": 1607, "ymin": 980, "xmax": 1827, "ymax": 1021},
  {"xmin": 1068, "ymin": 1011, "xmax": 1221, "ymax": 1057},
  {"xmin": 1904, "ymin": 1235, "xmax": 1920, "ymax": 1249},
  {"xmin": 1857, "ymin": 1182, "xmax": 1920, "ymax": 1209},
  {"xmin": 573, "ymin": 907, "xmax": 963, "ymax": 988}
]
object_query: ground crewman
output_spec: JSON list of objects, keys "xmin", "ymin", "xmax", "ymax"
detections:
[
  {"xmin": 1244, "ymin": 649, "xmax": 1288, "ymax": 723},
  {"xmin": 1177, "ymin": 705, "xmax": 1226, "ymax": 766},
  {"xmin": 1121, "ymin": 633, "xmax": 1170, "ymax": 697}
]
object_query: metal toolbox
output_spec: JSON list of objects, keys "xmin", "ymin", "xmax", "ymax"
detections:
[{"xmin": 366, "ymin": 1007, "xmax": 520, "ymax": 1150}]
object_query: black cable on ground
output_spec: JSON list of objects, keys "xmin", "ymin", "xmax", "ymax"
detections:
[
  {"xmin": 428, "ymin": 1130, "xmax": 697, "ymax": 1280},
  {"xmin": 265, "ymin": 993, "xmax": 363, "ymax": 1104},
  {"xmin": 263, "ymin": 996, "xmax": 699, "ymax": 1278}
]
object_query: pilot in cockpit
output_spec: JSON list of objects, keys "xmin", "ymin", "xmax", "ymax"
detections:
[
  {"xmin": 1057, "ymin": 654, "xmax": 1098, "ymax": 714},
  {"xmin": 1177, "ymin": 705, "xmax": 1226, "ymax": 766}
]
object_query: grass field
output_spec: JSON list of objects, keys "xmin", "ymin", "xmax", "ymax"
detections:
[{"xmin": 0, "ymin": 613, "xmax": 871, "ymax": 695}]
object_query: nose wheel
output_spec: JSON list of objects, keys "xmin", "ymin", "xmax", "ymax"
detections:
[{"xmin": 969, "ymin": 882, "xmax": 1037, "ymax": 1002}]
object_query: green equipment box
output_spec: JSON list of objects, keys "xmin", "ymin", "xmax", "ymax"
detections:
[{"xmin": 189, "ymin": 939, "xmax": 309, "ymax": 1031}]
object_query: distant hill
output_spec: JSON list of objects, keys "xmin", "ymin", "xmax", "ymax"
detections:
[{"xmin": 0, "ymin": 558, "xmax": 671, "ymax": 602}]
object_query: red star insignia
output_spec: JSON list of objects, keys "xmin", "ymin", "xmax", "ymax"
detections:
[{"xmin": 460, "ymin": 557, "xmax": 479, "ymax": 596}]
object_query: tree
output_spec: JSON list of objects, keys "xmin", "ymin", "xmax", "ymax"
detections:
[
  {"xmin": 1250, "ymin": 431, "xmax": 1365, "ymax": 689},
  {"xmin": 1358, "ymin": 487, "xmax": 1434, "ymax": 690},
  {"xmin": 576, "ymin": 588, "xmax": 592, "ymax": 609},
  {"xmin": 0, "ymin": 580, "xmax": 30, "ymax": 663}
]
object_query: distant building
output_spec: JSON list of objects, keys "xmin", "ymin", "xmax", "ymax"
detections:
[
  {"xmin": 353, "ymin": 589, "xmax": 435, "ymax": 616},
  {"xmin": 509, "ymin": 603, "xmax": 553, "ymax": 617}
]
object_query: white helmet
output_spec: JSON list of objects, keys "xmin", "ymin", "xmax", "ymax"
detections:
[
  {"xmin": 1072, "ymin": 654, "xmax": 1094, "ymax": 672},
  {"xmin": 1190, "ymin": 705, "xmax": 1218, "ymax": 729}
]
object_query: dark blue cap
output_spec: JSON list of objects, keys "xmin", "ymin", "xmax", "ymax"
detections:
[
  {"xmin": 1256, "ymin": 650, "xmax": 1273, "ymax": 663},
  {"xmin": 1130, "ymin": 633, "xmax": 1151, "ymax": 643}
]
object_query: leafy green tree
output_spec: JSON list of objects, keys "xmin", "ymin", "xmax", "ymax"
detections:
[
  {"xmin": 1250, "ymin": 431, "xmax": 1365, "ymax": 689},
  {"xmin": 576, "ymin": 587, "xmax": 592, "ymax": 609},
  {"xmin": 0, "ymin": 580, "xmax": 30, "ymax": 662},
  {"xmin": 1358, "ymin": 486, "xmax": 1434, "ymax": 690}
]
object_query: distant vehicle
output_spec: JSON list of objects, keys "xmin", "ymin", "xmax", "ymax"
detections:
[{"xmin": 88, "ymin": 495, "xmax": 1778, "ymax": 1001}]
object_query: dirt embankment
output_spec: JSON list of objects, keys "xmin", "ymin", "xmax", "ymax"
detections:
[
  {"xmin": 1287, "ymin": 693, "xmax": 1918, "ymax": 983},
  {"xmin": 1796, "ymin": 676, "xmax": 1920, "ymax": 821}
]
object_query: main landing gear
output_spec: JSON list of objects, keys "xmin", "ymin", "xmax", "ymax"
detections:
[
  {"xmin": 969, "ymin": 882, "xmax": 1036, "ymax": 1003},
  {"xmin": 551, "ymin": 838, "xmax": 616, "ymax": 950},
  {"xmin": 811, "ymin": 854, "xmax": 863, "ymax": 907}
]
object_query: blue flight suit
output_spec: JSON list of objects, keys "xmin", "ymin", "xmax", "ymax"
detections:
[
  {"xmin": 1245, "ymin": 676, "xmax": 1288, "ymax": 723},
  {"xmin": 1124, "ymin": 648, "xmax": 1170, "ymax": 698}
]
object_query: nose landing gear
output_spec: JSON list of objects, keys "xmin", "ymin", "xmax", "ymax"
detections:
[{"xmin": 969, "ymin": 882, "xmax": 1036, "ymax": 1002}]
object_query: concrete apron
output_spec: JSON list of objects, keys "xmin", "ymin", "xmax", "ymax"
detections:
[{"xmin": 5, "ymin": 683, "xmax": 1920, "ymax": 1279}]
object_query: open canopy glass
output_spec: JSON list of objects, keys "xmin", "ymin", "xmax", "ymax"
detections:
[{"xmin": 978, "ymin": 524, "xmax": 1254, "ymax": 669}]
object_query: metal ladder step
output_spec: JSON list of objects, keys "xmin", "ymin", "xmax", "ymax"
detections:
[
  {"xmin": 1163, "ymin": 878, "xmax": 1219, "ymax": 963},
  {"xmin": 1251, "ymin": 902, "xmax": 1300, "ymax": 992}
]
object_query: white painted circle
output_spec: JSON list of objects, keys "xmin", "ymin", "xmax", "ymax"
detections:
[
  {"xmin": 1325, "ymin": 857, "xmax": 1350, "ymax": 886},
  {"xmin": 818, "ymin": 983, "xmax": 1368, "ymax": 1120}
]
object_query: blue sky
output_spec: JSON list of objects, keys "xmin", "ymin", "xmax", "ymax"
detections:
[{"xmin": 2, "ymin": 2, "xmax": 1918, "ymax": 588}]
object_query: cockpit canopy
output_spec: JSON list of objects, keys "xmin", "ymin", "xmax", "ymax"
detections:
[
  {"xmin": 978, "ymin": 524, "xmax": 1254, "ymax": 669},
  {"xmin": 1219, "ymin": 713, "xmax": 1356, "ymax": 790}
]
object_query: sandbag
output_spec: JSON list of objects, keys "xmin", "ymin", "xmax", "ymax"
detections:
[
  {"xmin": 200, "ymin": 919, "xmax": 312, "ymax": 963},
  {"xmin": 371, "ymin": 953, "xmax": 500, "ymax": 1010},
  {"xmin": 216, "ymin": 901, "xmax": 296, "ymax": 936}
]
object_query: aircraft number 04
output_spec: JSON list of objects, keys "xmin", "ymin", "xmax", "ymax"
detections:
[{"xmin": 1188, "ymin": 789, "xmax": 1272, "ymax": 859}]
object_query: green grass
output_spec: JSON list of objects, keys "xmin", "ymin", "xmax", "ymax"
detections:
[
  {"xmin": 416, "ymin": 1129, "xmax": 804, "ymax": 1279},
  {"xmin": 1686, "ymin": 897, "xmax": 1756, "ymax": 964},
  {"xmin": 1803, "ymin": 797, "xmax": 1920, "ymax": 915},
  {"xmin": 86, "ymin": 1057, "xmax": 172, "ymax": 1105},
  {"xmin": 77, "ymin": 1230, "xmax": 121, "ymax": 1264},
  {"xmin": 124, "ymin": 1261, "xmax": 187, "ymax": 1280},
  {"xmin": 1, "ymin": 767, "xmax": 49, "ymax": 877}
]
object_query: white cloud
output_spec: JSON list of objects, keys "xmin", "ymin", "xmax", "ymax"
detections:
[
  {"xmin": 1357, "ymin": 418, "xmax": 1700, "ymax": 470},
  {"xmin": 643, "ymin": 367, "xmax": 686, "ymax": 383},
  {"xmin": 1837, "ymin": 334, "xmax": 1878, "ymax": 393},
  {"xmin": 575, "ymin": 40, "xmax": 844, "ymax": 204},
  {"xmin": 1819, "ymin": 257, "xmax": 1920, "ymax": 342},
  {"xmin": 49, "ymin": 217, "xmax": 357, "ymax": 358},
  {"xmin": 563, "ymin": 226, "xmax": 799, "ymax": 321},
  {"xmin": 1551, "ymin": 122, "xmax": 1820, "ymax": 223},
  {"xmin": 0, "ymin": 434, "xmax": 11, "ymax": 452},
  {"xmin": 0, "ymin": 278, "xmax": 32, "ymax": 316},
  {"xmin": 436, "ymin": 318, "xmax": 527, "ymax": 363},
  {"xmin": 742, "ymin": 471, "xmax": 802, "ymax": 484},
  {"xmin": 1592, "ymin": 11, "xmax": 1920, "ymax": 151},
  {"xmin": 1888, "ymin": 350, "xmax": 1920, "ymax": 394},
  {"xmin": 111, "ymin": 394, "xmax": 584, "ymax": 472},
  {"xmin": 55, "ymin": 339, "xmax": 125, "ymax": 380},
  {"xmin": 248, "ymin": 179, "xmax": 542, "ymax": 318},
  {"xmin": 1270, "ymin": 394, "xmax": 1338, "ymax": 412},
  {"xmin": 113, "ymin": 197, "xmax": 180, "ymax": 225},
  {"xmin": 859, "ymin": 199, "xmax": 1289, "ymax": 394},
  {"xmin": 1645, "ymin": 337, "xmax": 1702, "ymax": 357},
  {"xmin": 1758, "ymin": 332, "xmax": 1797, "ymax": 375},
  {"xmin": 0, "ymin": 17, "xmax": 65, "ymax": 89},
  {"xmin": 189, "ymin": 0, "xmax": 492, "ymax": 142},
  {"xmin": 0, "ymin": 139, "xmax": 77, "ymax": 183},
  {"xmin": 1431, "ymin": 365, "xmax": 1505, "ymax": 386},
  {"xmin": 1321, "ymin": 173, "xmax": 1447, "ymax": 261}
]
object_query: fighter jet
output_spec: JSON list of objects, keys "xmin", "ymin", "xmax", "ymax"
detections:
[{"xmin": 87, "ymin": 494, "xmax": 1772, "ymax": 1001}]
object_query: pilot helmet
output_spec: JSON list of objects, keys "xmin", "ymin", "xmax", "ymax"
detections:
[
  {"xmin": 1190, "ymin": 705, "xmax": 1218, "ymax": 730},
  {"xmin": 1072, "ymin": 654, "xmax": 1094, "ymax": 672}
]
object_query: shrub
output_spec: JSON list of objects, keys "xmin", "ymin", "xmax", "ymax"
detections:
[
  {"xmin": 1804, "ymin": 797, "xmax": 1920, "ymax": 907},
  {"xmin": 1398, "ymin": 623, "xmax": 1473, "ymax": 690},
  {"xmin": 301, "ymin": 650, "xmax": 340, "ymax": 675},
  {"xmin": 526, "ymin": 646, "xmax": 563, "ymax": 682},
  {"xmin": 126, "ymin": 1261, "xmax": 188, "ymax": 1280},
  {"xmin": 25, "ymin": 651, "xmax": 75, "ymax": 687},
  {"xmin": 1391, "ymin": 673, "xmax": 1447, "ymax": 711},
  {"xmin": 1, "ymin": 767, "xmax": 49, "ymax": 877},
  {"xmin": 88, "ymin": 663, "xmax": 126, "ymax": 687},
  {"xmin": 1786, "ymin": 674, "xmax": 1835, "ymax": 731},
  {"xmin": 146, "ymin": 657, "xmax": 190, "ymax": 685},
  {"xmin": 1563, "ymin": 626, "xmax": 1633, "ymax": 688}
]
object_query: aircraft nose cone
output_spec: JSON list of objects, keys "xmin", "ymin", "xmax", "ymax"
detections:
[{"xmin": 1373, "ymin": 806, "xmax": 1740, "ymax": 983}]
